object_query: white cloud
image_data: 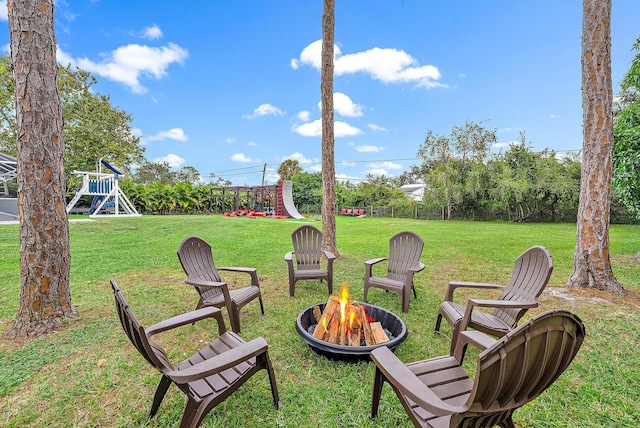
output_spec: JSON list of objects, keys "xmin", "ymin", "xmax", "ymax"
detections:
[
  {"xmin": 142, "ymin": 24, "xmax": 163, "ymax": 40},
  {"xmin": 367, "ymin": 123, "xmax": 387, "ymax": 132},
  {"xmin": 247, "ymin": 141, "xmax": 258, "ymax": 146},
  {"xmin": 243, "ymin": 103, "xmax": 285, "ymax": 119},
  {"xmin": 499, "ymin": 127, "xmax": 525, "ymax": 133},
  {"xmin": 226, "ymin": 137, "xmax": 236, "ymax": 143},
  {"xmin": 282, "ymin": 152, "xmax": 316, "ymax": 165},
  {"xmin": 231, "ymin": 153, "xmax": 261, "ymax": 163},
  {"xmin": 291, "ymin": 119, "xmax": 362, "ymax": 137},
  {"xmin": 340, "ymin": 161, "xmax": 356, "ymax": 166},
  {"xmin": 318, "ymin": 92, "xmax": 363, "ymax": 117},
  {"xmin": 290, "ymin": 40, "xmax": 330, "ymax": 70},
  {"xmin": 146, "ymin": 128, "xmax": 188, "ymax": 142},
  {"xmin": 297, "ymin": 110, "xmax": 311, "ymax": 122},
  {"xmin": 0, "ymin": 1, "xmax": 6, "ymax": 21},
  {"xmin": 309, "ymin": 164, "xmax": 322, "ymax": 172},
  {"xmin": 293, "ymin": 39, "xmax": 444, "ymax": 88},
  {"xmin": 336, "ymin": 173, "xmax": 360, "ymax": 182},
  {"xmin": 356, "ymin": 144, "xmax": 384, "ymax": 153},
  {"xmin": 66, "ymin": 42, "xmax": 188, "ymax": 94},
  {"xmin": 56, "ymin": 46, "xmax": 75, "ymax": 66},
  {"xmin": 154, "ymin": 153, "xmax": 185, "ymax": 168},
  {"xmin": 549, "ymin": 114, "xmax": 560, "ymax": 119},
  {"xmin": 366, "ymin": 161, "xmax": 403, "ymax": 176},
  {"xmin": 492, "ymin": 142, "xmax": 512, "ymax": 149},
  {"xmin": 379, "ymin": 161, "xmax": 403, "ymax": 170}
]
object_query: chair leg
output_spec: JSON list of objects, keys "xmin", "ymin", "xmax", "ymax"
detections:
[
  {"xmin": 149, "ymin": 375, "xmax": 172, "ymax": 418},
  {"xmin": 178, "ymin": 397, "xmax": 207, "ymax": 428},
  {"xmin": 229, "ymin": 305, "xmax": 241, "ymax": 334},
  {"xmin": 363, "ymin": 283, "xmax": 369, "ymax": 303},
  {"xmin": 412, "ymin": 283, "xmax": 417, "ymax": 299},
  {"xmin": 258, "ymin": 295, "xmax": 265, "ymax": 315},
  {"xmin": 371, "ymin": 366, "xmax": 385, "ymax": 419},
  {"xmin": 402, "ymin": 286, "xmax": 410, "ymax": 313},
  {"xmin": 497, "ymin": 412, "xmax": 516, "ymax": 428},
  {"xmin": 434, "ymin": 313, "xmax": 443, "ymax": 332},
  {"xmin": 449, "ymin": 321, "xmax": 461, "ymax": 355},
  {"xmin": 262, "ymin": 351, "xmax": 283, "ymax": 408}
]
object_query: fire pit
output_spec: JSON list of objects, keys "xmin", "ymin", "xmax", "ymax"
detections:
[{"xmin": 296, "ymin": 296, "xmax": 407, "ymax": 362}]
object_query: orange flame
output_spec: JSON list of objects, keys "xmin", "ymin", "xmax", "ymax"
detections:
[{"xmin": 339, "ymin": 283, "xmax": 349, "ymax": 325}]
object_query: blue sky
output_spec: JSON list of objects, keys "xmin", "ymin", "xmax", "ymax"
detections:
[{"xmin": 1, "ymin": 1, "xmax": 639, "ymax": 186}]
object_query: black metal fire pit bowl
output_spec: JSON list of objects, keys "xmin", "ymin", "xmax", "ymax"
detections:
[{"xmin": 296, "ymin": 302, "xmax": 407, "ymax": 363}]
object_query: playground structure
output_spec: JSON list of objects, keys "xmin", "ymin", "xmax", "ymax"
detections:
[
  {"xmin": 66, "ymin": 159, "xmax": 141, "ymax": 218},
  {"xmin": 0, "ymin": 152, "xmax": 18, "ymax": 221},
  {"xmin": 218, "ymin": 180, "xmax": 304, "ymax": 219},
  {"xmin": 0, "ymin": 152, "xmax": 17, "ymax": 197}
]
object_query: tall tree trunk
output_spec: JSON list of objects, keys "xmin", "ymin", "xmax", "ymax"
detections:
[
  {"xmin": 321, "ymin": 0, "xmax": 339, "ymax": 257},
  {"xmin": 5, "ymin": 0, "xmax": 78, "ymax": 339},
  {"xmin": 567, "ymin": 0, "xmax": 625, "ymax": 295}
]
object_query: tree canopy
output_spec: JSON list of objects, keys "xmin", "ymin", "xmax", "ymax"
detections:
[
  {"xmin": 0, "ymin": 55, "xmax": 145, "ymax": 177},
  {"xmin": 613, "ymin": 36, "xmax": 640, "ymax": 219}
]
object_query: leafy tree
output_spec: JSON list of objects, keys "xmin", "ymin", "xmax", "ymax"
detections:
[
  {"xmin": 567, "ymin": 0, "xmax": 624, "ymax": 294},
  {"xmin": 133, "ymin": 160, "xmax": 176, "ymax": 185},
  {"xmin": 175, "ymin": 165, "xmax": 201, "ymax": 184},
  {"xmin": 350, "ymin": 174, "xmax": 405, "ymax": 208},
  {"xmin": 413, "ymin": 120, "xmax": 497, "ymax": 219},
  {"xmin": 291, "ymin": 172, "xmax": 322, "ymax": 209},
  {"xmin": 0, "ymin": 54, "xmax": 145, "ymax": 177},
  {"xmin": 613, "ymin": 37, "xmax": 640, "ymax": 219},
  {"xmin": 277, "ymin": 159, "xmax": 303, "ymax": 181},
  {"xmin": 6, "ymin": 0, "xmax": 78, "ymax": 339}
]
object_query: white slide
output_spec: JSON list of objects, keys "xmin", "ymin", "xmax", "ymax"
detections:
[{"xmin": 281, "ymin": 180, "xmax": 305, "ymax": 219}]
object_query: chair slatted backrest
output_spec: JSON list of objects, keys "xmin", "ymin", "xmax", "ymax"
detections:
[
  {"xmin": 494, "ymin": 246, "xmax": 553, "ymax": 327},
  {"xmin": 468, "ymin": 310, "xmax": 585, "ymax": 416},
  {"xmin": 291, "ymin": 225, "xmax": 323, "ymax": 271},
  {"xmin": 110, "ymin": 280, "xmax": 173, "ymax": 371},
  {"xmin": 387, "ymin": 231, "xmax": 424, "ymax": 282},
  {"xmin": 177, "ymin": 236, "xmax": 223, "ymax": 298}
]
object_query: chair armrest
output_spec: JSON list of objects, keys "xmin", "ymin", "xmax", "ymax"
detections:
[
  {"xmin": 458, "ymin": 299, "xmax": 538, "ymax": 332},
  {"xmin": 284, "ymin": 251, "xmax": 293, "ymax": 262},
  {"xmin": 185, "ymin": 277, "xmax": 227, "ymax": 289},
  {"xmin": 365, "ymin": 257, "xmax": 386, "ymax": 267},
  {"xmin": 365, "ymin": 257, "xmax": 387, "ymax": 279},
  {"xmin": 219, "ymin": 266, "xmax": 259, "ymax": 287},
  {"xmin": 408, "ymin": 262, "xmax": 425, "ymax": 273},
  {"xmin": 467, "ymin": 298, "xmax": 538, "ymax": 309},
  {"xmin": 168, "ymin": 337, "xmax": 269, "ymax": 384},
  {"xmin": 371, "ymin": 346, "xmax": 465, "ymax": 416},
  {"xmin": 452, "ymin": 330, "xmax": 498, "ymax": 361},
  {"xmin": 444, "ymin": 281, "xmax": 504, "ymax": 301},
  {"xmin": 146, "ymin": 307, "xmax": 224, "ymax": 337},
  {"xmin": 322, "ymin": 250, "xmax": 336, "ymax": 260}
]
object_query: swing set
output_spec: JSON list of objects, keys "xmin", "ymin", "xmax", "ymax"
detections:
[{"xmin": 66, "ymin": 159, "xmax": 141, "ymax": 218}]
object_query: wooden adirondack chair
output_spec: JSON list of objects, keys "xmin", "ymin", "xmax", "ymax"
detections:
[
  {"xmin": 177, "ymin": 236, "xmax": 264, "ymax": 334},
  {"xmin": 284, "ymin": 225, "xmax": 335, "ymax": 297},
  {"xmin": 371, "ymin": 309, "xmax": 585, "ymax": 428},
  {"xmin": 110, "ymin": 280, "xmax": 281, "ymax": 428},
  {"xmin": 363, "ymin": 231, "xmax": 425, "ymax": 313},
  {"xmin": 435, "ymin": 246, "xmax": 553, "ymax": 354}
]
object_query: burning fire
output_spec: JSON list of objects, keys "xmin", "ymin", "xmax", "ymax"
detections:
[{"xmin": 312, "ymin": 283, "xmax": 387, "ymax": 347}]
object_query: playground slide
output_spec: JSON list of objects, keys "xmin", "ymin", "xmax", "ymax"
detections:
[{"xmin": 281, "ymin": 180, "xmax": 305, "ymax": 219}]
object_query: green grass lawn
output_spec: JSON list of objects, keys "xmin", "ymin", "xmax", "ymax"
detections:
[{"xmin": 1, "ymin": 215, "xmax": 639, "ymax": 427}]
